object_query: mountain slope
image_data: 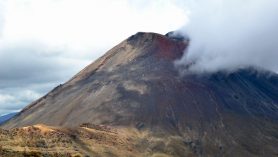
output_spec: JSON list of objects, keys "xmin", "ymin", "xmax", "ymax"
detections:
[
  {"xmin": 2, "ymin": 32, "xmax": 278, "ymax": 157},
  {"xmin": 3, "ymin": 32, "xmax": 188, "ymax": 129}
]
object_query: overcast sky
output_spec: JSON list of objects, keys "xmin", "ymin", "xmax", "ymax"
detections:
[{"xmin": 0, "ymin": 0, "xmax": 187, "ymax": 115}]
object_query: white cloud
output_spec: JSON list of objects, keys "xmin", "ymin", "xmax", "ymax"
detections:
[
  {"xmin": 1, "ymin": 0, "xmax": 187, "ymax": 57},
  {"xmin": 18, "ymin": 90, "xmax": 41, "ymax": 102},
  {"xmin": 0, "ymin": 88, "xmax": 44, "ymax": 116},
  {"xmin": 177, "ymin": 0, "xmax": 278, "ymax": 73},
  {"xmin": 0, "ymin": 93, "xmax": 20, "ymax": 115},
  {"xmin": 0, "ymin": 94, "xmax": 15, "ymax": 104}
]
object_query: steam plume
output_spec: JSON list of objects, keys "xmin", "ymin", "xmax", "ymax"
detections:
[{"xmin": 176, "ymin": 0, "xmax": 278, "ymax": 74}]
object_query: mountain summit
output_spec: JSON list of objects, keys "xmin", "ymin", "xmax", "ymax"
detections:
[
  {"xmin": 2, "ymin": 32, "xmax": 278, "ymax": 157},
  {"xmin": 3, "ymin": 32, "xmax": 188, "ymax": 129}
]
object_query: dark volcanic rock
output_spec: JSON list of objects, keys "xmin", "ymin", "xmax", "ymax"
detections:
[{"xmin": 2, "ymin": 32, "xmax": 278, "ymax": 157}]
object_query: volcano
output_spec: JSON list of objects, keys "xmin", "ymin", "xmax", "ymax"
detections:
[{"xmin": 1, "ymin": 32, "xmax": 278, "ymax": 157}]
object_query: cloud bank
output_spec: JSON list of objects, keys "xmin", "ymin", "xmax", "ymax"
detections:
[{"xmin": 177, "ymin": 0, "xmax": 278, "ymax": 74}]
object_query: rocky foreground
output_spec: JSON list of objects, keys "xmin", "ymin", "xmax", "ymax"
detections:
[{"xmin": 0, "ymin": 123, "xmax": 202, "ymax": 157}]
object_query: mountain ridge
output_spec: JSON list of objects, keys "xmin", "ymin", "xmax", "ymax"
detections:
[{"xmin": 0, "ymin": 112, "xmax": 17, "ymax": 125}]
